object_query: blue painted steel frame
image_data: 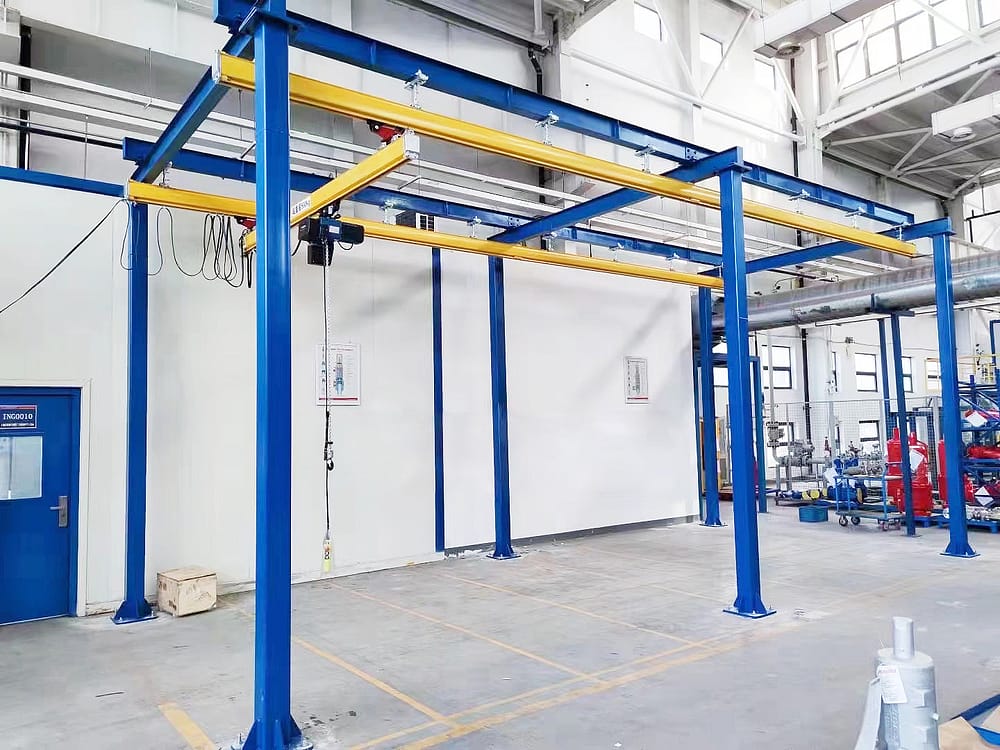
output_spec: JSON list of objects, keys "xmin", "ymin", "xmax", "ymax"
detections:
[
  {"xmin": 0, "ymin": 166, "xmax": 122, "ymax": 197},
  {"xmin": 490, "ymin": 148, "xmax": 743, "ymax": 244},
  {"xmin": 718, "ymin": 158, "xmax": 772, "ymax": 618},
  {"xmin": 240, "ymin": 3, "xmax": 310, "ymax": 748},
  {"xmin": 745, "ymin": 218, "xmax": 952, "ymax": 274},
  {"xmin": 698, "ymin": 289, "xmax": 723, "ymax": 527},
  {"xmin": 131, "ymin": 32, "xmax": 252, "ymax": 183},
  {"xmin": 488, "ymin": 257, "xmax": 517, "ymax": 560},
  {"xmin": 113, "ymin": 202, "xmax": 156, "ymax": 625},
  {"xmin": 122, "ymin": 139, "xmax": 723, "ymax": 267},
  {"xmin": 889, "ymin": 314, "xmax": 916, "ymax": 537},
  {"xmin": 934, "ymin": 232, "xmax": 977, "ymax": 559},
  {"xmin": 693, "ymin": 356, "xmax": 704, "ymax": 520},
  {"xmin": 213, "ymin": 0, "xmax": 912, "ymax": 226},
  {"xmin": 432, "ymin": 248, "xmax": 445, "ymax": 552}
]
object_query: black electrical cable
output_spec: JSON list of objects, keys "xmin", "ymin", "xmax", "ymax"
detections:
[
  {"xmin": 148, "ymin": 207, "xmax": 168, "ymax": 276},
  {"xmin": 322, "ymin": 257, "xmax": 334, "ymax": 535},
  {"xmin": 0, "ymin": 201, "xmax": 123, "ymax": 317}
]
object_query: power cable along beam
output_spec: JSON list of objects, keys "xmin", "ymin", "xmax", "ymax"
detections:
[
  {"xmin": 212, "ymin": 53, "xmax": 917, "ymax": 258},
  {"xmin": 122, "ymin": 183, "xmax": 724, "ymax": 289},
  {"xmin": 241, "ymin": 133, "xmax": 419, "ymax": 252}
]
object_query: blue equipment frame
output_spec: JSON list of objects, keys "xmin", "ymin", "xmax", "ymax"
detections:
[{"xmin": 1, "ymin": 1, "xmax": 983, "ymax": 743}]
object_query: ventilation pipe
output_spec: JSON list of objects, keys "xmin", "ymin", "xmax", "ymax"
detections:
[{"xmin": 709, "ymin": 253, "xmax": 1000, "ymax": 332}]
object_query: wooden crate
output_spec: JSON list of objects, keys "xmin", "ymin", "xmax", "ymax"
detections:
[{"xmin": 157, "ymin": 566, "xmax": 217, "ymax": 617}]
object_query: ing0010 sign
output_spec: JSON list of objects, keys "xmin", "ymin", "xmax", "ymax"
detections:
[{"xmin": 0, "ymin": 405, "xmax": 37, "ymax": 429}]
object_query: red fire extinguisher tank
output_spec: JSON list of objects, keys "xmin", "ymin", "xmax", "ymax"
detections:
[
  {"xmin": 887, "ymin": 428, "xmax": 934, "ymax": 516},
  {"xmin": 937, "ymin": 439, "xmax": 976, "ymax": 505}
]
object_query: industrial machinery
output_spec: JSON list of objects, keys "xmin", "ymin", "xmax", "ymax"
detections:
[{"xmin": 886, "ymin": 428, "xmax": 934, "ymax": 518}]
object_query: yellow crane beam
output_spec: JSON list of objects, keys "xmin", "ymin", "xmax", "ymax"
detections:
[
  {"xmin": 124, "ymin": 182, "xmax": 723, "ymax": 290},
  {"xmin": 241, "ymin": 133, "xmax": 418, "ymax": 252},
  {"xmin": 214, "ymin": 53, "xmax": 916, "ymax": 258}
]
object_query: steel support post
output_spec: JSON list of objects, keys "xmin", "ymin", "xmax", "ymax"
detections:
[
  {"xmin": 719, "ymin": 162, "xmax": 773, "ymax": 619},
  {"xmin": 113, "ymin": 201, "xmax": 155, "ymax": 625},
  {"xmin": 699, "ymin": 288, "xmax": 723, "ymax": 527},
  {"xmin": 239, "ymin": 2, "xmax": 312, "ymax": 748},
  {"xmin": 488, "ymin": 257, "xmax": 517, "ymax": 559},
  {"xmin": 878, "ymin": 319, "xmax": 892, "ymax": 429},
  {"xmin": 890, "ymin": 314, "xmax": 916, "ymax": 537},
  {"xmin": 934, "ymin": 232, "xmax": 978, "ymax": 559},
  {"xmin": 990, "ymin": 319, "xmax": 999, "ymax": 404},
  {"xmin": 432, "ymin": 248, "xmax": 445, "ymax": 552},
  {"xmin": 693, "ymin": 355, "xmax": 704, "ymax": 520},
  {"xmin": 752, "ymin": 357, "xmax": 767, "ymax": 514}
]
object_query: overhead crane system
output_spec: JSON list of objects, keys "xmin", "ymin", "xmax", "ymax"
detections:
[{"xmin": 0, "ymin": 1, "xmax": 979, "ymax": 747}]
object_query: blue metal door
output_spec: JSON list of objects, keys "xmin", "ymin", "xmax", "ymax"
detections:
[{"xmin": 0, "ymin": 389, "xmax": 79, "ymax": 625}]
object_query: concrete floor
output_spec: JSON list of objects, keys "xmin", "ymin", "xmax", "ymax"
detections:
[{"xmin": 3, "ymin": 505, "xmax": 1000, "ymax": 749}]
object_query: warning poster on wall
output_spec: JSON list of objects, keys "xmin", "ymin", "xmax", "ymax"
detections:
[
  {"xmin": 624, "ymin": 356, "xmax": 649, "ymax": 404},
  {"xmin": 316, "ymin": 342, "xmax": 361, "ymax": 406}
]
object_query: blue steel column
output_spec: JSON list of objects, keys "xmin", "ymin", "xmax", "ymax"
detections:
[
  {"xmin": 488, "ymin": 257, "xmax": 517, "ymax": 559},
  {"xmin": 935, "ymin": 232, "xmax": 977, "ymax": 559},
  {"xmin": 752, "ymin": 357, "xmax": 767, "ymax": 513},
  {"xmin": 432, "ymin": 248, "xmax": 445, "ymax": 552},
  {"xmin": 990, "ymin": 319, "xmax": 999, "ymax": 404},
  {"xmin": 890, "ymin": 315, "xmax": 916, "ymax": 537},
  {"xmin": 241, "ymin": 2, "xmax": 311, "ymax": 748},
  {"xmin": 719, "ymin": 159, "xmax": 773, "ymax": 618},
  {"xmin": 699, "ymin": 289, "xmax": 723, "ymax": 527},
  {"xmin": 113, "ymin": 201, "xmax": 155, "ymax": 625},
  {"xmin": 878, "ymin": 319, "xmax": 892, "ymax": 428},
  {"xmin": 693, "ymin": 356, "xmax": 704, "ymax": 520}
]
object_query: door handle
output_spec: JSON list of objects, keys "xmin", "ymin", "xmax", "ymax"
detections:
[{"xmin": 48, "ymin": 495, "xmax": 68, "ymax": 528}]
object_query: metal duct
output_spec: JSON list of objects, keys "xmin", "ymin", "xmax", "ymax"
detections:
[{"xmin": 711, "ymin": 253, "xmax": 1000, "ymax": 332}]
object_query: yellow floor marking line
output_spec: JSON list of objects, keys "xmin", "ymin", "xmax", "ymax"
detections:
[
  {"xmin": 326, "ymin": 581, "xmax": 600, "ymax": 682},
  {"xmin": 646, "ymin": 582, "xmax": 729, "ymax": 603},
  {"xmin": 438, "ymin": 572, "xmax": 700, "ymax": 646},
  {"xmin": 221, "ymin": 600, "xmax": 457, "ymax": 728},
  {"xmin": 351, "ymin": 636, "xmax": 736, "ymax": 749},
  {"xmin": 394, "ymin": 622, "xmax": 801, "ymax": 750},
  {"xmin": 159, "ymin": 702, "xmax": 216, "ymax": 750},
  {"xmin": 292, "ymin": 637, "xmax": 458, "ymax": 727}
]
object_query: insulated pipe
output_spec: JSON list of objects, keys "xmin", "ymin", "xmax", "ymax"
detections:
[{"xmin": 711, "ymin": 253, "xmax": 1000, "ymax": 332}]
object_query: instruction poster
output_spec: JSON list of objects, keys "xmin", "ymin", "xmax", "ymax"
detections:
[
  {"xmin": 625, "ymin": 356, "xmax": 649, "ymax": 404},
  {"xmin": 316, "ymin": 342, "xmax": 361, "ymax": 406}
]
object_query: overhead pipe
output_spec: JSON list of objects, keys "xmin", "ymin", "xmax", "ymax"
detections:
[{"xmin": 710, "ymin": 253, "xmax": 1000, "ymax": 332}]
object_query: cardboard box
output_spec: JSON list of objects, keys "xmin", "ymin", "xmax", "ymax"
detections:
[{"xmin": 157, "ymin": 566, "xmax": 217, "ymax": 617}]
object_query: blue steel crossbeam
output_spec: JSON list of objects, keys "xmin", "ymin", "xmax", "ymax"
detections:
[
  {"xmin": 130, "ymin": 32, "xmax": 252, "ymax": 183},
  {"xmin": 745, "ymin": 218, "xmax": 949, "ymax": 273},
  {"xmin": 121, "ymin": 138, "xmax": 723, "ymax": 266},
  {"xmin": 213, "ymin": 0, "xmax": 913, "ymax": 227},
  {"xmin": 491, "ymin": 148, "xmax": 743, "ymax": 244}
]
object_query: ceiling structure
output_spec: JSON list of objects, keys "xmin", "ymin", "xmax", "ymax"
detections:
[{"xmin": 823, "ymin": 70, "xmax": 1000, "ymax": 199}]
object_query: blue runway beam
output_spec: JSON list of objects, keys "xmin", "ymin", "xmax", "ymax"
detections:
[
  {"xmin": 432, "ymin": 247, "xmax": 445, "ymax": 552},
  {"xmin": 240, "ymin": 3, "xmax": 310, "ymax": 749},
  {"xmin": 718, "ymin": 159, "xmax": 773, "ymax": 619},
  {"xmin": 934, "ymin": 232, "xmax": 977, "ymax": 559},
  {"xmin": 213, "ymin": 0, "xmax": 913, "ymax": 226},
  {"xmin": 0, "ymin": 166, "xmax": 122, "ymax": 197},
  {"xmin": 121, "ymin": 139, "xmax": 723, "ymax": 267},
  {"xmin": 113, "ymin": 201, "xmax": 156, "ymax": 626},
  {"xmin": 131, "ymin": 32, "xmax": 252, "ymax": 183},
  {"xmin": 746, "ymin": 218, "xmax": 951, "ymax": 274},
  {"xmin": 890, "ymin": 314, "xmax": 916, "ymax": 537},
  {"xmin": 490, "ymin": 148, "xmax": 743, "ymax": 244},
  {"xmin": 488, "ymin": 257, "xmax": 517, "ymax": 559},
  {"xmin": 752, "ymin": 357, "xmax": 767, "ymax": 514},
  {"xmin": 698, "ymin": 289, "xmax": 723, "ymax": 527}
]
